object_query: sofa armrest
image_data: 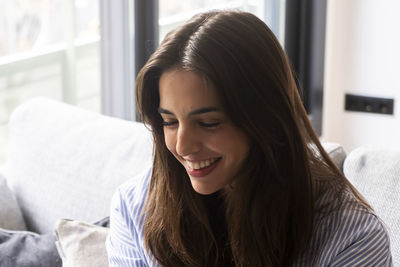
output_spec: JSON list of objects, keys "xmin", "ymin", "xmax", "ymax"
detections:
[{"xmin": 343, "ymin": 146, "xmax": 400, "ymax": 265}]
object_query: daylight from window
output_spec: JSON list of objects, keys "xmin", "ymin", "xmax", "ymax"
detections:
[
  {"xmin": 0, "ymin": 0, "xmax": 265, "ymax": 163},
  {"xmin": 0, "ymin": 0, "xmax": 101, "ymax": 163}
]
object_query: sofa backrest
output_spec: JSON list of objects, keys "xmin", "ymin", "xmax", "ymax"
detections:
[{"xmin": 0, "ymin": 98, "xmax": 153, "ymax": 234}]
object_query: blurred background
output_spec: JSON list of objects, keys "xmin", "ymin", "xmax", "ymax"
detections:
[
  {"xmin": 0, "ymin": 0, "xmax": 277, "ymax": 163},
  {"xmin": 0, "ymin": 0, "xmax": 399, "ymax": 163}
]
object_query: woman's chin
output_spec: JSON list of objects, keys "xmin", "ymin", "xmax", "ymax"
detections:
[{"xmin": 190, "ymin": 181, "xmax": 222, "ymax": 195}]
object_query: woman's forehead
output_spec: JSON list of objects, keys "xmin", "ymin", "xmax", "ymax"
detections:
[{"xmin": 159, "ymin": 69, "xmax": 222, "ymax": 110}]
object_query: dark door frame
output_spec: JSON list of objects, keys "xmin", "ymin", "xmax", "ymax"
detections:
[{"xmin": 284, "ymin": 0, "xmax": 328, "ymax": 135}]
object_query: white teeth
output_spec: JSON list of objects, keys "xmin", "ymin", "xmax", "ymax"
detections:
[
  {"xmin": 186, "ymin": 158, "xmax": 218, "ymax": 170},
  {"xmin": 194, "ymin": 162, "xmax": 200, "ymax": 169}
]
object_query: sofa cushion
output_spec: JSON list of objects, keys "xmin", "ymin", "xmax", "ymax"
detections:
[
  {"xmin": 0, "ymin": 174, "xmax": 26, "ymax": 231},
  {"xmin": 2, "ymin": 97, "xmax": 153, "ymax": 234},
  {"xmin": 55, "ymin": 218, "xmax": 109, "ymax": 267},
  {"xmin": 343, "ymin": 146, "xmax": 400, "ymax": 266},
  {"xmin": 0, "ymin": 228, "xmax": 61, "ymax": 267},
  {"xmin": 0, "ymin": 217, "xmax": 109, "ymax": 267}
]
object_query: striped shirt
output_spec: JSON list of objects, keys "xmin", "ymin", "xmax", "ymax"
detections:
[{"xmin": 106, "ymin": 168, "xmax": 393, "ymax": 266}]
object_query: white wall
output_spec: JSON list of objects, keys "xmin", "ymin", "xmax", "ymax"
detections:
[{"xmin": 321, "ymin": 0, "xmax": 400, "ymax": 152}]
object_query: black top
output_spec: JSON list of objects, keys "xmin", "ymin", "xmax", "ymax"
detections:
[{"xmin": 199, "ymin": 191, "xmax": 234, "ymax": 267}]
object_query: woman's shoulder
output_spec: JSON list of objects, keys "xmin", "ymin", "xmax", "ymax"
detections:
[
  {"xmin": 113, "ymin": 167, "xmax": 152, "ymax": 213},
  {"xmin": 118, "ymin": 166, "xmax": 151, "ymax": 194},
  {"xmin": 314, "ymin": 181, "xmax": 387, "ymax": 237},
  {"xmin": 305, "ymin": 183, "xmax": 393, "ymax": 266},
  {"xmin": 317, "ymin": 187, "xmax": 390, "ymax": 240}
]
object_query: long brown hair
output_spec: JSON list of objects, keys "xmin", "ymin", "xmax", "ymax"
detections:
[{"xmin": 136, "ymin": 10, "xmax": 367, "ymax": 267}]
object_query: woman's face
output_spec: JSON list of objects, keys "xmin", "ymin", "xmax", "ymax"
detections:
[{"xmin": 158, "ymin": 69, "xmax": 250, "ymax": 195}]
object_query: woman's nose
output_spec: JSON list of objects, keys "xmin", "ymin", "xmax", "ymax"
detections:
[{"xmin": 176, "ymin": 126, "xmax": 201, "ymax": 157}]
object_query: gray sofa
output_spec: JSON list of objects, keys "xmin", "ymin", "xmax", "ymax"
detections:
[{"xmin": 0, "ymin": 98, "xmax": 398, "ymax": 266}]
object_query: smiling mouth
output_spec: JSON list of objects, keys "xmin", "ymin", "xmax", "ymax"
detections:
[
  {"xmin": 185, "ymin": 158, "xmax": 221, "ymax": 177},
  {"xmin": 185, "ymin": 157, "xmax": 220, "ymax": 170}
]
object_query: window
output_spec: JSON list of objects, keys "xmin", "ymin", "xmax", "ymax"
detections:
[
  {"xmin": 159, "ymin": 0, "xmax": 267, "ymax": 41},
  {"xmin": 0, "ymin": 0, "xmax": 285, "ymax": 163},
  {"xmin": 0, "ymin": 0, "xmax": 101, "ymax": 162}
]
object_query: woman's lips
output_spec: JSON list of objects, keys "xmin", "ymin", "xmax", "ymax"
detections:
[{"xmin": 186, "ymin": 158, "xmax": 221, "ymax": 178}]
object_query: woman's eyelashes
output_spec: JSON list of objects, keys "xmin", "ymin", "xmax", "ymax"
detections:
[
  {"xmin": 161, "ymin": 119, "xmax": 220, "ymax": 129},
  {"xmin": 161, "ymin": 120, "xmax": 178, "ymax": 127},
  {"xmin": 198, "ymin": 121, "xmax": 220, "ymax": 128}
]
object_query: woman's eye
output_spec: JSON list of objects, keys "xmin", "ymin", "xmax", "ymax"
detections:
[
  {"xmin": 162, "ymin": 120, "xmax": 178, "ymax": 127},
  {"xmin": 199, "ymin": 122, "xmax": 220, "ymax": 128}
]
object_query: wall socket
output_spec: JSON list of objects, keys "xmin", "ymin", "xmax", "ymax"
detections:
[{"xmin": 345, "ymin": 94, "xmax": 394, "ymax": 115}]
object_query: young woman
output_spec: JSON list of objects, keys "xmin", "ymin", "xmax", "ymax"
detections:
[{"xmin": 106, "ymin": 10, "xmax": 392, "ymax": 267}]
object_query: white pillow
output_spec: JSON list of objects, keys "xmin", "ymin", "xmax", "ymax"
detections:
[
  {"xmin": 0, "ymin": 174, "xmax": 27, "ymax": 230},
  {"xmin": 55, "ymin": 219, "xmax": 109, "ymax": 267}
]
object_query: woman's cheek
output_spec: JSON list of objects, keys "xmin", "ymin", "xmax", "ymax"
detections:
[{"xmin": 164, "ymin": 130, "xmax": 176, "ymax": 153}]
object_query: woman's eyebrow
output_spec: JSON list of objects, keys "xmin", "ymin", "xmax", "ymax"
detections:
[
  {"xmin": 158, "ymin": 107, "xmax": 173, "ymax": 114},
  {"xmin": 158, "ymin": 107, "xmax": 221, "ymax": 116}
]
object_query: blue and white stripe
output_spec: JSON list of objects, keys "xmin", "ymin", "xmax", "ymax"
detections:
[
  {"xmin": 106, "ymin": 169, "xmax": 393, "ymax": 266},
  {"xmin": 106, "ymin": 168, "xmax": 159, "ymax": 267},
  {"xmin": 294, "ymin": 183, "xmax": 393, "ymax": 266}
]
